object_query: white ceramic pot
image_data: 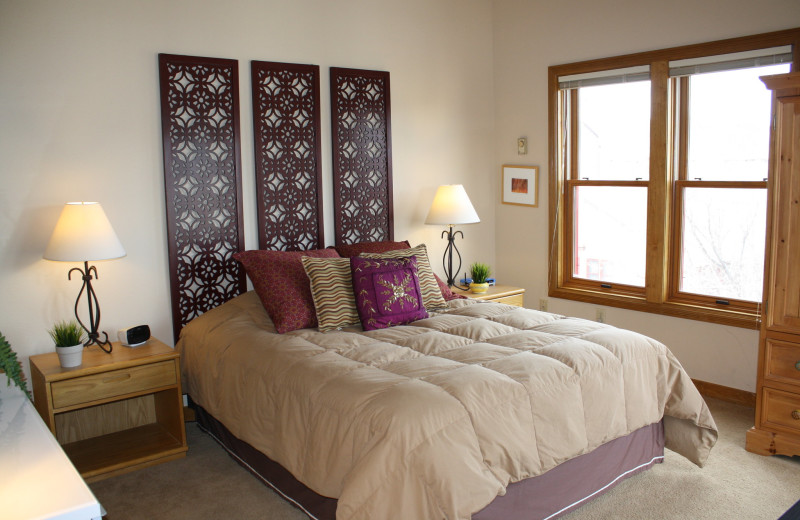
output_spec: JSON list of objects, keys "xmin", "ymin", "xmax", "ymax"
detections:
[{"xmin": 56, "ymin": 344, "xmax": 83, "ymax": 368}]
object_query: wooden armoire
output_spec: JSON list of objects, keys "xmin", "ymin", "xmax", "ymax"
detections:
[{"xmin": 746, "ymin": 72, "xmax": 800, "ymax": 457}]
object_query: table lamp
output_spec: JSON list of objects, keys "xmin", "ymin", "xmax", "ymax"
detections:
[
  {"xmin": 424, "ymin": 185, "xmax": 480, "ymax": 287},
  {"xmin": 44, "ymin": 202, "xmax": 126, "ymax": 353}
]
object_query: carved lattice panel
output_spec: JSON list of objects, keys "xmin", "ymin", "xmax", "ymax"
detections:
[
  {"xmin": 158, "ymin": 54, "xmax": 246, "ymax": 342},
  {"xmin": 251, "ymin": 61, "xmax": 324, "ymax": 251},
  {"xmin": 330, "ymin": 68, "xmax": 394, "ymax": 245}
]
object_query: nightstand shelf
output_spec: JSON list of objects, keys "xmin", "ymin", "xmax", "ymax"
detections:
[
  {"xmin": 30, "ymin": 338, "xmax": 187, "ymax": 482},
  {"xmin": 459, "ymin": 284, "xmax": 525, "ymax": 307}
]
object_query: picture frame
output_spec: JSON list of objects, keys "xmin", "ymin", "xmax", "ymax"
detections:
[{"xmin": 502, "ymin": 165, "xmax": 538, "ymax": 207}]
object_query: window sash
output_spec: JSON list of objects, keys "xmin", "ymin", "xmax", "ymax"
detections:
[{"xmin": 669, "ymin": 181, "xmax": 767, "ymax": 311}]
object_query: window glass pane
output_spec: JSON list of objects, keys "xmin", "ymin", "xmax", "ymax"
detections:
[
  {"xmin": 573, "ymin": 186, "xmax": 647, "ymax": 286},
  {"xmin": 578, "ymin": 81, "xmax": 651, "ymax": 180},
  {"xmin": 687, "ymin": 63, "xmax": 789, "ymax": 181},
  {"xmin": 680, "ymin": 187, "xmax": 766, "ymax": 301}
]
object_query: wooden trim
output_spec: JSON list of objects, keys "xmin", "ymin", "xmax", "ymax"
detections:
[
  {"xmin": 646, "ymin": 60, "xmax": 670, "ymax": 304},
  {"xmin": 692, "ymin": 378, "xmax": 756, "ymax": 407},
  {"xmin": 549, "ymin": 286, "xmax": 759, "ymax": 329},
  {"xmin": 550, "ymin": 28, "xmax": 800, "ymax": 78}
]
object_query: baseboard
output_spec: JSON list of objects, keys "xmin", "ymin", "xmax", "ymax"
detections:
[{"xmin": 692, "ymin": 379, "xmax": 756, "ymax": 407}]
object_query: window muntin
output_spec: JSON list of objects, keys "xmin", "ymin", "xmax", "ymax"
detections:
[
  {"xmin": 686, "ymin": 64, "xmax": 789, "ymax": 182},
  {"xmin": 577, "ymin": 82, "xmax": 651, "ymax": 181},
  {"xmin": 572, "ymin": 185, "xmax": 647, "ymax": 286}
]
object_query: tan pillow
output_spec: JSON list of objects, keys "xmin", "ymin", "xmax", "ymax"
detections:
[
  {"xmin": 300, "ymin": 257, "xmax": 360, "ymax": 332},
  {"xmin": 361, "ymin": 244, "xmax": 447, "ymax": 311}
]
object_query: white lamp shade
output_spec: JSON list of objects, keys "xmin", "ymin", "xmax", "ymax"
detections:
[
  {"xmin": 44, "ymin": 202, "xmax": 126, "ymax": 262},
  {"xmin": 424, "ymin": 185, "xmax": 480, "ymax": 226}
]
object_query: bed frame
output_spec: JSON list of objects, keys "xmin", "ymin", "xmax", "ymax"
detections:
[{"xmin": 158, "ymin": 53, "xmax": 664, "ymax": 520}]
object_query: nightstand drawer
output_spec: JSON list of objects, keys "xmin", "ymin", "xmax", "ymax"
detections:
[
  {"xmin": 52, "ymin": 360, "xmax": 176, "ymax": 409},
  {"xmin": 494, "ymin": 294, "xmax": 524, "ymax": 307},
  {"xmin": 761, "ymin": 387, "xmax": 800, "ymax": 434},
  {"xmin": 765, "ymin": 339, "xmax": 800, "ymax": 385}
]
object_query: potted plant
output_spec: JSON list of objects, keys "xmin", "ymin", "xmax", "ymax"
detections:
[
  {"xmin": 48, "ymin": 320, "xmax": 85, "ymax": 368},
  {"xmin": 0, "ymin": 331, "xmax": 31, "ymax": 398},
  {"xmin": 469, "ymin": 262, "xmax": 491, "ymax": 294}
]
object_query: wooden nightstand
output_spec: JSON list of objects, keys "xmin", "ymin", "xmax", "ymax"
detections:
[
  {"xmin": 29, "ymin": 338, "xmax": 187, "ymax": 482},
  {"xmin": 459, "ymin": 284, "xmax": 525, "ymax": 307}
]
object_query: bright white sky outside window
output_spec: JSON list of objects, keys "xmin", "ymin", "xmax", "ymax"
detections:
[
  {"xmin": 680, "ymin": 63, "xmax": 790, "ymax": 301},
  {"xmin": 574, "ymin": 81, "xmax": 650, "ymax": 285}
]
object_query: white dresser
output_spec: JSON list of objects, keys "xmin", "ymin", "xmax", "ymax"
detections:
[{"xmin": 0, "ymin": 375, "xmax": 104, "ymax": 520}]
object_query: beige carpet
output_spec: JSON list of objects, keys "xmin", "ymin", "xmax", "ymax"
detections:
[{"xmin": 90, "ymin": 398, "xmax": 800, "ymax": 519}]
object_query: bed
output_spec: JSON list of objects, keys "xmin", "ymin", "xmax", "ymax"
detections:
[
  {"xmin": 159, "ymin": 55, "xmax": 717, "ymax": 520},
  {"xmin": 177, "ymin": 283, "xmax": 716, "ymax": 520}
]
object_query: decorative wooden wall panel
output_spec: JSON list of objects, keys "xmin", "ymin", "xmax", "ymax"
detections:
[
  {"xmin": 158, "ymin": 54, "xmax": 246, "ymax": 342},
  {"xmin": 251, "ymin": 61, "xmax": 324, "ymax": 251},
  {"xmin": 330, "ymin": 68, "xmax": 393, "ymax": 245}
]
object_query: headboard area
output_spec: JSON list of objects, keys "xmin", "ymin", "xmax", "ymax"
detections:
[
  {"xmin": 159, "ymin": 54, "xmax": 393, "ymax": 342},
  {"xmin": 158, "ymin": 54, "xmax": 247, "ymax": 343}
]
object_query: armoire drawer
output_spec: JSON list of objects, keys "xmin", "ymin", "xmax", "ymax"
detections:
[
  {"xmin": 765, "ymin": 339, "xmax": 800, "ymax": 385},
  {"xmin": 761, "ymin": 387, "xmax": 800, "ymax": 434}
]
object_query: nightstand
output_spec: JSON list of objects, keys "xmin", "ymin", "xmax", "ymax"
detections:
[
  {"xmin": 459, "ymin": 284, "xmax": 525, "ymax": 307},
  {"xmin": 29, "ymin": 338, "xmax": 187, "ymax": 482}
]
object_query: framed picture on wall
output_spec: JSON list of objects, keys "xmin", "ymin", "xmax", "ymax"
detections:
[{"xmin": 502, "ymin": 165, "xmax": 538, "ymax": 207}]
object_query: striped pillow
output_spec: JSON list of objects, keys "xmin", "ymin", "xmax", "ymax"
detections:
[
  {"xmin": 361, "ymin": 244, "xmax": 447, "ymax": 311},
  {"xmin": 301, "ymin": 257, "xmax": 360, "ymax": 332}
]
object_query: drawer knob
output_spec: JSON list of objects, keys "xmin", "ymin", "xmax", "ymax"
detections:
[
  {"xmin": 795, "ymin": 361, "xmax": 800, "ymax": 370},
  {"xmin": 793, "ymin": 410, "xmax": 800, "ymax": 421}
]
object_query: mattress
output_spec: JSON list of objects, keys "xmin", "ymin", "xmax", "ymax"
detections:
[{"xmin": 177, "ymin": 291, "xmax": 717, "ymax": 520}]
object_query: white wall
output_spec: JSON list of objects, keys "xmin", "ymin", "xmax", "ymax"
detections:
[
  {"xmin": 0, "ymin": 0, "xmax": 496, "ymax": 378},
  {"xmin": 492, "ymin": 0, "xmax": 800, "ymax": 392}
]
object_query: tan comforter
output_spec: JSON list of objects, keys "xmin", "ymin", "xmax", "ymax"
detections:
[{"xmin": 177, "ymin": 291, "xmax": 717, "ymax": 520}]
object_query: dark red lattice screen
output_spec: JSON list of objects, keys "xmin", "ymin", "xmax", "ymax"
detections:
[
  {"xmin": 158, "ymin": 54, "xmax": 246, "ymax": 343},
  {"xmin": 330, "ymin": 68, "xmax": 394, "ymax": 245},
  {"xmin": 251, "ymin": 61, "xmax": 324, "ymax": 251}
]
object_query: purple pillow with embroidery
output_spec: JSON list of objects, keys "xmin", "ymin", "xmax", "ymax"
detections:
[{"xmin": 350, "ymin": 256, "xmax": 428, "ymax": 331}]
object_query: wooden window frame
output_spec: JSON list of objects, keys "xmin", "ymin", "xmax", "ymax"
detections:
[{"xmin": 548, "ymin": 28, "xmax": 800, "ymax": 329}]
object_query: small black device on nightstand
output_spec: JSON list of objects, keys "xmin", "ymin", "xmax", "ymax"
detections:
[{"xmin": 117, "ymin": 325, "xmax": 150, "ymax": 347}]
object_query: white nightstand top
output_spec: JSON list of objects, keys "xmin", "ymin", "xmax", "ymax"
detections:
[{"xmin": 0, "ymin": 376, "xmax": 103, "ymax": 520}]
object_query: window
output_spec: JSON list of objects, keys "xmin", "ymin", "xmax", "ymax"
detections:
[{"xmin": 548, "ymin": 29, "xmax": 798, "ymax": 328}]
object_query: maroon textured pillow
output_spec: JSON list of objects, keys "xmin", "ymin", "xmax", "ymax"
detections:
[
  {"xmin": 350, "ymin": 256, "xmax": 428, "ymax": 331},
  {"xmin": 435, "ymin": 273, "xmax": 467, "ymax": 301},
  {"xmin": 335, "ymin": 240, "xmax": 411, "ymax": 258},
  {"xmin": 233, "ymin": 248, "xmax": 340, "ymax": 333}
]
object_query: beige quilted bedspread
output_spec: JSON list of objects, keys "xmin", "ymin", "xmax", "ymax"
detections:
[{"xmin": 177, "ymin": 291, "xmax": 717, "ymax": 520}]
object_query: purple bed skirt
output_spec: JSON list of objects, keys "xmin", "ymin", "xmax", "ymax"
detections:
[{"xmin": 194, "ymin": 405, "xmax": 664, "ymax": 520}]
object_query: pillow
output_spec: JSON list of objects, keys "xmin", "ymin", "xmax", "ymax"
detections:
[
  {"xmin": 350, "ymin": 256, "xmax": 428, "ymax": 330},
  {"xmin": 362, "ymin": 244, "xmax": 447, "ymax": 311},
  {"xmin": 435, "ymin": 273, "xmax": 467, "ymax": 301},
  {"xmin": 301, "ymin": 257, "xmax": 360, "ymax": 332},
  {"xmin": 233, "ymin": 248, "xmax": 340, "ymax": 333},
  {"xmin": 335, "ymin": 240, "xmax": 411, "ymax": 258}
]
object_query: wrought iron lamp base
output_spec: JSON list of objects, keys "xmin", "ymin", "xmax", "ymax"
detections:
[{"xmin": 69, "ymin": 261, "xmax": 112, "ymax": 354}]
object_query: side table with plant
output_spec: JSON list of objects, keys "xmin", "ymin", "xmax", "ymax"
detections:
[
  {"xmin": 48, "ymin": 320, "xmax": 85, "ymax": 368},
  {"xmin": 469, "ymin": 262, "xmax": 492, "ymax": 294}
]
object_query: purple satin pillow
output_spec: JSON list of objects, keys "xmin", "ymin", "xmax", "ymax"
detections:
[{"xmin": 350, "ymin": 256, "xmax": 428, "ymax": 331}]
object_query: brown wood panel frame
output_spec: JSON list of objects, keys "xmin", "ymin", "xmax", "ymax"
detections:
[
  {"xmin": 158, "ymin": 54, "xmax": 247, "ymax": 343},
  {"xmin": 251, "ymin": 61, "xmax": 324, "ymax": 251},
  {"xmin": 548, "ymin": 27, "xmax": 800, "ymax": 329},
  {"xmin": 330, "ymin": 67, "xmax": 394, "ymax": 246}
]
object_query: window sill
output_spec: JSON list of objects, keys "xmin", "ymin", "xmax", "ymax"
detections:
[{"xmin": 549, "ymin": 286, "xmax": 759, "ymax": 329}]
